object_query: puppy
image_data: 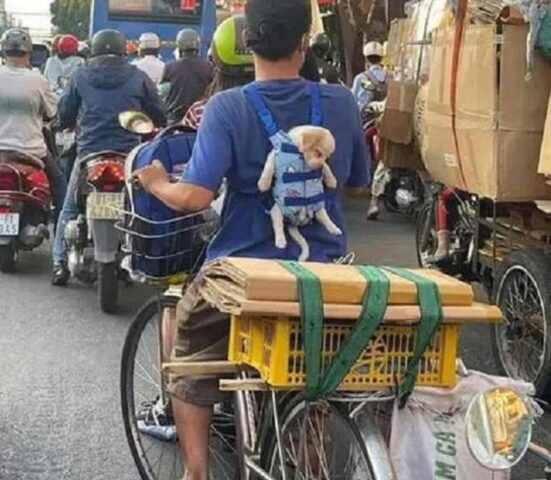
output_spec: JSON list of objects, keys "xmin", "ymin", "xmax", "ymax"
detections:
[{"xmin": 258, "ymin": 125, "xmax": 342, "ymax": 261}]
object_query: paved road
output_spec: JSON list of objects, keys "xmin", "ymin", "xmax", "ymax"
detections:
[{"xmin": 0, "ymin": 197, "xmax": 549, "ymax": 479}]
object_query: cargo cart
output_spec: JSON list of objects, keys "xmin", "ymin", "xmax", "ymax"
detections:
[{"xmin": 417, "ymin": 188, "xmax": 551, "ymax": 399}]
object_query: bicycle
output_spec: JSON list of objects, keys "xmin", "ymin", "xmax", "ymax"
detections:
[
  {"xmin": 120, "ymin": 288, "xmax": 396, "ymax": 480},
  {"xmin": 117, "ymin": 208, "xmax": 494, "ymax": 480}
]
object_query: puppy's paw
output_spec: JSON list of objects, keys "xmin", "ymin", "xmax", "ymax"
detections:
[
  {"xmin": 325, "ymin": 176, "xmax": 337, "ymax": 189},
  {"xmin": 328, "ymin": 225, "xmax": 342, "ymax": 236},
  {"xmin": 275, "ymin": 236, "xmax": 287, "ymax": 249},
  {"xmin": 257, "ymin": 177, "xmax": 271, "ymax": 192}
]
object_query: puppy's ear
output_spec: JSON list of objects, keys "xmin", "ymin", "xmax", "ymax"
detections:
[
  {"xmin": 323, "ymin": 131, "xmax": 336, "ymax": 156},
  {"xmin": 296, "ymin": 130, "xmax": 320, "ymax": 153}
]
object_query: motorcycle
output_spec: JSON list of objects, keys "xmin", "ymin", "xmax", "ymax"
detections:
[
  {"xmin": 363, "ymin": 101, "xmax": 425, "ymax": 218},
  {"xmin": 415, "ymin": 183, "xmax": 477, "ymax": 276},
  {"xmin": 0, "ymin": 150, "xmax": 51, "ymax": 272},
  {"xmin": 64, "ymin": 150, "xmax": 126, "ymax": 313}
]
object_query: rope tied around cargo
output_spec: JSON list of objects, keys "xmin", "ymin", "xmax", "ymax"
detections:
[
  {"xmin": 382, "ymin": 267, "xmax": 444, "ymax": 407},
  {"xmin": 279, "ymin": 261, "xmax": 390, "ymax": 400}
]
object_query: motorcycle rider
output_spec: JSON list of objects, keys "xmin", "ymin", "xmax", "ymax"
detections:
[
  {"xmin": 0, "ymin": 28, "xmax": 67, "ymax": 227},
  {"xmin": 182, "ymin": 15, "xmax": 255, "ymax": 129},
  {"xmin": 44, "ymin": 34, "xmax": 84, "ymax": 96},
  {"xmin": 51, "ymin": 29, "xmax": 166, "ymax": 286},
  {"xmin": 351, "ymin": 41, "xmax": 390, "ymax": 220},
  {"xmin": 135, "ymin": 32, "xmax": 165, "ymax": 84},
  {"xmin": 310, "ymin": 32, "xmax": 340, "ymax": 84},
  {"xmin": 351, "ymin": 41, "xmax": 387, "ymax": 112},
  {"xmin": 134, "ymin": 0, "xmax": 369, "ymax": 477},
  {"xmin": 161, "ymin": 28, "xmax": 213, "ymax": 124}
]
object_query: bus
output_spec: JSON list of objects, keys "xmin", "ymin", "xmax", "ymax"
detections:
[{"xmin": 90, "ymin": 0, "xmax": 217, "ymax": 59}]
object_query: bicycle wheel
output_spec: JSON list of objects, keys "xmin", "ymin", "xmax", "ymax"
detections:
[
  {"xmin": 262, "ymin": 396, "xmax": 377, "ymax": 480},
  {"xmin": 120, "ymin": 295, "xmax": 239, "ymax": 480}
]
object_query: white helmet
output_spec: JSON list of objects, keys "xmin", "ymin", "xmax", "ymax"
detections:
[
  {"xmin": 363, "ymin": 41, "xmax": 384, "ymax": 58},
  {"xmin": 139, "ymin": 32, "xmax": 160, "ymax": 50}
]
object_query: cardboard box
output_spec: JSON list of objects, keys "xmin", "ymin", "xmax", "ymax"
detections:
[
  {"xmin": 385, "ymin": 18, "xmax": 414, "ymax": 71},
  {"xmin": 380, "ymin": 138, "xmax": 425, "ymax": 171},
  {"xmin": 379, "ymin": 80, "xmax": 417, "ymax": 145},
  {"xmin": 538, "ymin": 94, "xmax": 551, "ymax": 176},
  {"xmin": 424, "ymin": 24, "xmax": 551, "ymax": 200}
]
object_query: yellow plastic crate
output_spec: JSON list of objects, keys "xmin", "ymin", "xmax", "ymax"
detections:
[{"xmin": 228, "ymin": 315, "xmax": 459, "ymax": 389}]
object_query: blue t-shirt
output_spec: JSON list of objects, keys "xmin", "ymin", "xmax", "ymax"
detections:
[{"xmin": 183, "ymin": 78, "xmax": 370, "ymax": 262}]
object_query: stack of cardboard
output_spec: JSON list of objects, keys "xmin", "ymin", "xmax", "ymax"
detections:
[
  {"xmin": 538, "ymin": 94, "xmax": 551, "ymax": 177},
  {"xmin": 198, "ymin": 257, "xmax": 502, "ymax": 323},
  {"xmin": 378, "ymin": 19, "xmax": 426, "ymax": 171},
  {"xmin": 423, "ymin": 24, "xmax": 551, "ymax": 200}
]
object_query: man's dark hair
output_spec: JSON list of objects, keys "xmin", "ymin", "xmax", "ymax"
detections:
[
  {"xmin": 245, "ymin": 0, "xmax": 311, "ymax": 61},
  {"xmin": 142, "ymin": 48, "xmax": 160, "ymax": 56},
  {"xmin": 367, "ymin": 54, "xmax": 382, "ymax": 65}
]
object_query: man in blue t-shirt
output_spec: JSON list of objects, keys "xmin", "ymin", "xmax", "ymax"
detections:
[{"xmin": 135, "ymin": 0, "xmax": 369, "ymax": 477}]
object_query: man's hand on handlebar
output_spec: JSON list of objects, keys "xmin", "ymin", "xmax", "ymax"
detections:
[{"xmin": 133, "ymin": 160, "xmax": 170, "ymax": 194}]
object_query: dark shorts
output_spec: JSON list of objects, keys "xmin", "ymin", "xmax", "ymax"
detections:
[{"xmin": 167, "ymin": 280, "xmax": 230, "ymax": 406}]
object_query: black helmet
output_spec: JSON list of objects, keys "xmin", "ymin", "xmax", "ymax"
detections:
[
  {"xmin": 176, "ymin": 28, "xmax": 200, "ymax": 52},
  {"xmin": 310, "ymin": 32, "xmax": 331, "ymax": 59},
  {"xmin": 91, "ymin": 29, "xmax": 126, "ymax": 57},
  {"xmin": 1, "ymin": 28, "xmax": 33, "ymax": 55}
]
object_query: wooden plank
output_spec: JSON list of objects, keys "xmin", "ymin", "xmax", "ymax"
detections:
[
  {"xmin": 162, "ymin": 361, "xmax": 239, "ymax": 375},
  {"xmin": 222, "ymin": 257, "xmax": 474, "ymax": 306},
  {"xmin": 219, "ymin": 378, "xmax": 269, "ymax": 392},
  {"xmin": 237, "ymin": 300, "xmax": 502, "ymax": 324}
]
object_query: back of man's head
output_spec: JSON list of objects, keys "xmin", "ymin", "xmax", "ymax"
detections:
[{"xmin": 245, "ymin": 0, "xmax": 311, "ymax": 61}]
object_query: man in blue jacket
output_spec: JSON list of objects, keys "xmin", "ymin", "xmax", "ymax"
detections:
[{"xmin": 52, "ymin": 29, "xmax": 166, "ymax": 285}]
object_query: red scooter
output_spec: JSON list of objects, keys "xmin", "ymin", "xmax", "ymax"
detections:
[{"xmin": 0, "ymin": 150, "xmax": 51, "ymax": 272}]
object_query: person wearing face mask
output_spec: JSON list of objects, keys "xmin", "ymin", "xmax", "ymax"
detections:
[{"xmin": 134, "ymin": 1, "xmax": 369, "ymax": 478}]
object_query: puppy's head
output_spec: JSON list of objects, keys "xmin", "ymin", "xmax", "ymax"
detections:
[{"xmin": 290, "ymin": 126, "xmax": 336, "ymax": 169}]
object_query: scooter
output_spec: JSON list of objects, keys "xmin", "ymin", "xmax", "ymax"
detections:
[
  {"xmin": 363, "ymin": 101, "xmax": 425, "ymax": 218},
  {"xmin": 64, "ymin": 150, "xmax": 126, "ymax": 313},
  {"xmin": 0, "ymin": 150, "xmax": 51, "ymax": 272}
]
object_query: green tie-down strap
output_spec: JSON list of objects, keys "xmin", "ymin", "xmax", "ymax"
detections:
[
  {"xmin": 279, "ymin": 261, "xmax": 390, "ymax": 400},
  {"xmin": 382, "ymin": 266, "xmax": 444, "ymax": 407},
  {"xmin": 279, "ymin": 261, "xmax": 324, "ymax": 398}
]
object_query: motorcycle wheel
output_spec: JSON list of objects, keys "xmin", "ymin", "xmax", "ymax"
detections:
[
  {"xmin": 492, "ymin": 249, "xmax": 551, "ymax": 400},
  {"xmin": 98, "ymin": 262, "xmax": 119, "ymax": 314},
  {"xmin": 415, "ymin": 201, "xmax": 438, "ymax": 268},
  {"xmin": 0, "ymin": 245, "xmax": 17, "ymax": 273}
]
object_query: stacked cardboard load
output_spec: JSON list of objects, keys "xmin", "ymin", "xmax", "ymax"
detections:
[
  {"xmin": 539, "ymin": 95, "xmax": 551, "ymax": 177},
  {"xmin": 424, "ymin": 24, "xmax": 551, "ymax": 200},
  {"xmin": 379, "ymin": 0, "xmax": 551, "ymax": 200},
  {"xmin": 198, "ymin": 257, "xmax": 502, "ymax": 323}
]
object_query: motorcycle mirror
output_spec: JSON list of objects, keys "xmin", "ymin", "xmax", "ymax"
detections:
[
  {"xmin": 119, "ymin": 111, "xmax": 154, "ymax": 135},
  {"xmin": 465, "ymin": 386, "xmax": 533, "ymax": 471}
]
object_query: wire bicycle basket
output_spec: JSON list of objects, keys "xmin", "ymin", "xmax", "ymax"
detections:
[{"xmin": 116, "ymin": 206, "xmax": 219, "ymax": 284}]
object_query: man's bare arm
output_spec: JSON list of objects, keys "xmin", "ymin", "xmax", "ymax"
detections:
[
  {"xmin": 150, "ymin": 181, "xmax": 214, "ymax": 212},
  {"xmin": 134, "ymin": 160, "xmax": 214, "ymax": 212}
]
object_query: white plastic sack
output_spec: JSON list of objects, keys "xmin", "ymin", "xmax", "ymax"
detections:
[{"xmin": 389, "ymin": 370, "xmax": 535, "ymax": 480}]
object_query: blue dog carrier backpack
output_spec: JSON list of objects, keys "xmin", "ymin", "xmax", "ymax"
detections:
[
  {"xmin": 243, "ymin": 82, "xmax": 327, "ymax": 226},
  {"xmin": 120, "ymin": 125, "xmax": 216, "ymax": 280}
]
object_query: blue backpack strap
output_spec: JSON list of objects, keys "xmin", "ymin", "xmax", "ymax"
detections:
[
  {"xmin": 309, "ymin": 82, "xmax": 323, "ymax": 126},
  {"xmin": 243, "ymin": 84, "xmax": 279, "ymax": 138}
]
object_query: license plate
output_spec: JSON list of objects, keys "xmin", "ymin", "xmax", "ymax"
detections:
[
  {"xmin": 0, "ymin": 213, "xmax": 20, "ymax": 236},
  {"xmin": 86, "ymin": 193, "xmax": 124, "ymax": 220},
  {"xmin": 56, "ymin": 131, "xmax": 75, "ymax": 149}
]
